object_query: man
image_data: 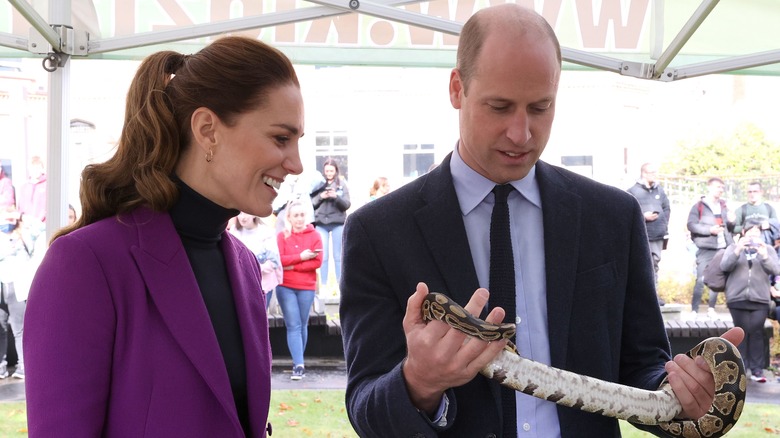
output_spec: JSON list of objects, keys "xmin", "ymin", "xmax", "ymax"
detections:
[
  {"xmin": 340, "ymin": 5, "xmax": 742, "ymax": 438},
  {"xmin": 627, "ymin": 162, "xmax": 670, "ymax": 305},
  {"xmin": 733, "ymin": 181, "xmax": 777, "ymax": 245},
  {"xmin": 687, "ymin": 177, "xmax": 735, "ymax": 320}
]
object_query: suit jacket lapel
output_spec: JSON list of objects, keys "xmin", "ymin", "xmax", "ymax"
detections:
[
  {"xmin": 414, "ymin": 155, "xmax": 481, "ymax": 308},
  {"xmin": 128, "ymin": 208, "xmax": 240, "ymax": 428},
  {"xmin": 536, "ymin": 162, "xmax": 582, "ymax": 368}
]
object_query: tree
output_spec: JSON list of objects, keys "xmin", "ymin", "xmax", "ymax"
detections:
[
  {"xmin": 659, "ymin": 124, "xmax": 780, "ymax": 202},
  {"xmin": 660, "ymin": 123, "xmax": 780, "ymax": 177}
]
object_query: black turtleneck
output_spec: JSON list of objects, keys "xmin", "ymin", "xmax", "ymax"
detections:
[{"xmin": 168, "ymin": 177, "xmax": 250, "ymax": 434}]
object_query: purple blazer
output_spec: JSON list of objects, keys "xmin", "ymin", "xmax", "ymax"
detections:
[{"xmin": 24, "ymin": 208, "xmax": 272, "ymax": 437}]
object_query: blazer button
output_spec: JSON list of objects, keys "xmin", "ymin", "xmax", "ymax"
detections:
[
  {"xmin": 486, "ymin": 434, "xmax": 497, "ymax": 438},
  {"xmin": 266, "ymin": 422, "xmax": 273, "ymax": 436}
]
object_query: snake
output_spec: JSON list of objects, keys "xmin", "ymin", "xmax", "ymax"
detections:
[{"xmin": 421, "ymin": 292, "xmax": 747, "ymax": 438}]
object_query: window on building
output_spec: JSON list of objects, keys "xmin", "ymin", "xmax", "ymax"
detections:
[
  {"xmin": 561, "ymin": 155, "xmax": 593, "ymax": 178},
  {"xmin": 315, "ymin": 130, "xmax": 349, "ymax": 179},
  {"xmin": 403, "ymin": 143, "xmax": 434, "ymax": 179}
]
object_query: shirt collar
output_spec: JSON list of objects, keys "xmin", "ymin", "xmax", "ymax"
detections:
[{"xmin": 450, "ymin": 143, "xmax": 541, "ymax": 215}]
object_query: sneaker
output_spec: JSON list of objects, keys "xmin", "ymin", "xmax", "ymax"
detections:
[
  {"xmin": 0, "ymin": 371, "xmax": 7, "ymax": 379},
  {"xmin": 11, "ymin": 369, "xmax": 24, "ymax": 380},
  {"xmin": 707, "ymin": 308, "xmax": 719, "ymax": 320},
  {"xmin": 750, "ymin": 374, "xmax": 767, "ymax": 383},
  {"xmin": 291, "ymin": 365, "xmax": 305, "ymax": 381}
]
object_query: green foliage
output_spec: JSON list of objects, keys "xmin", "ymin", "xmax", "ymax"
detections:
[
  {"xmin": 0, "ymin": 402, "xmax": 27, "ymax": 437},
  {"xmin": 5, "ymin": 396, "xmax": 780, "ymax": 437},
  {"xmin": 661, "ymin": 123, "xmax": 780, "ymax": 177},
  {"xmin": 268, "ymin": 390, "xmax": 358, "ymax": 437}
]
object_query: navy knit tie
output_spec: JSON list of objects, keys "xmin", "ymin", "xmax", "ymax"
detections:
[{"xmin": 489, "ymin": 184, "xmax": 516, "ymax": 438}]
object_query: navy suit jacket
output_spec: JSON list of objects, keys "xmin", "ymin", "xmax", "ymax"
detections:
[{"xmin": 340, "ymin": 155, "xmax": 671, "ymax": 437}]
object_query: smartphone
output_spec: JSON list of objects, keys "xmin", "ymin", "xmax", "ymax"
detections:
[{"xmin": 313, "ymin": 249, "xmax": 323, "ymax": 253}]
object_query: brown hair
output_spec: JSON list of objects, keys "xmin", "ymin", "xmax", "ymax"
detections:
[
  {"xmin": 369, "ymin": 177, "xmax": 388, "ymax": 196},
  {"xmin": 457, "ymin": 5, "xmax": 561, "ymax": 93},
  {"xmin": 322, "ymin": 158, "xmax": 343, "ymax": 189},
  {"xmin": 54, "ymin": 36, "xmax": 299, "ymax": 241},
  {"xmin": 233, "ymin": 214, "xmax": 260, "ymax": 231}
]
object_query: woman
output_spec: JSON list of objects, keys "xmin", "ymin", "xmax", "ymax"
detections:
[
  {"xmin": 368, "ymin": 176, "xmax": 390, "ymax": 201},
  {"xmin": 721, "ymin": 218, "xmax": 780, "ymax": 383},
  {"xmin": 230, "ymin": 212, "xmax": 283, "ymax": 301},
  {"xmin": 310, "ymin": 159, "xmax": 350, "ymax": 290},
  {"xmin": 24, "ymin": 36, "xmax": 304, "ymax": 437},
  {"xmin": 276, "ymin": 200, "xmax": 322, "ymax": 380}
]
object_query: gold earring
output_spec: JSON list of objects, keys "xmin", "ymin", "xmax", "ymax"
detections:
[{"xmin": 205, "ymin": 149, "xmax": 213, "ymax": 163}]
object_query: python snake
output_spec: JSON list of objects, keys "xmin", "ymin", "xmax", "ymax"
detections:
[{"xmin": 422, "ymin": 292, "xmax": 746, "ymax": 438}]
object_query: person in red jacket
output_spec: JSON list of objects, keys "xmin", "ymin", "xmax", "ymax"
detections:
[{"xmin": 276, "ymin": 200, "xmax": 323, "ymax": 380}]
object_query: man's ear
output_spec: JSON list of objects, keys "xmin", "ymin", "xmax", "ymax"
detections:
[
  {"xmin": 449, "ymin": 68, "xmax": 464, "ymax": 110},
  {"xmin": 190, "ymin": 107, "xmax": 219, "ymax": 154}
]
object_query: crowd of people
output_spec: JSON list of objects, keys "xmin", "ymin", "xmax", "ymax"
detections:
[
  {"xmin": 0, "ymin": 156, "xmax": 49, "ymax": 382},
  {"xmin": 631, "ymin": 169, "xmax": 780, "ymax": 384},
  {"xmin": 685, "ymin": 178, "xmax": 780, "ymax": 383}
]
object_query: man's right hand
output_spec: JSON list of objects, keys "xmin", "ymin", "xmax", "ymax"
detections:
[{"xmin": 401, "ymin": 282, "xmax": 509, "ymax": 415}]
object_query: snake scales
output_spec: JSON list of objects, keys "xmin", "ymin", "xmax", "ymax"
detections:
[{"xmin": 421, "ymin": 292, "xmax": 747, "ymax": 438}]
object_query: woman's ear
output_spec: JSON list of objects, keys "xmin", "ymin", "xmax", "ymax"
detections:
[{"xmin": 190, "ymin": 107, "xmax": 219, "ymax": 155}]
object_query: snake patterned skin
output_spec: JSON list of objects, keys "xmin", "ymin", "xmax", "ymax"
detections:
[{"xmin": 422, "ymin": 292, "xmax": 747, "ymax": 438}]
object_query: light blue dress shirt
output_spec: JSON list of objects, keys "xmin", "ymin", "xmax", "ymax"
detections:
[{"xmin": 450, "ymin": 146, "xmax": 561, "ymax": 437}]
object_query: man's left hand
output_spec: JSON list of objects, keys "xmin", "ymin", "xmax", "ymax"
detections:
[{"xmin": 664, "ymin": 327, "xmax": 744, "ymax": 419}]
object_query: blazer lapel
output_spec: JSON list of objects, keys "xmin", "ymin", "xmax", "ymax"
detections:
[
  {"xmin": 536, "ymin": 162, "xmax": 582, "ymax": 368},
  {"xmin": 128, "ymin": 208, "xmax": 240, "ymax": 428},
  {"xmin": 414, "ymin": 155, "xmax": 481, "ymax": 308},
  {"xmin": 221, "ymin": 235, "xmax": 272, "ymax": 435}
]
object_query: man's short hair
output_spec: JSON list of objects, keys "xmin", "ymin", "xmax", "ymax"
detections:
[
  {"xmin": 707, "ymin": 177, "xmax": 724, "ymax": 186},
  {"xmin": 456, "ymin": 5, "xmax": 561, "ymax": 93}
]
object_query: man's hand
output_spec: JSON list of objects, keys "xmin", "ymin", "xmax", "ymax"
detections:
[
  {"xmin": 401, "ymin": 282, "xmax": 508, "ymax": 415},
  {"xmin": 664, "ymin": 327, "xmax": 744, "ymax": 420},
  {"xmin": 643, "ymin": 211, "xmax": 659, "ymax": 222}
]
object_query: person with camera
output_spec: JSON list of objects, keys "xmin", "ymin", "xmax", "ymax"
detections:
[
  {"xmin": 310, "ymin": 159, "xmax": 350, "ymax": 292},
  {"xmin": 720, "ymin": 218, "xmax": 780, "ymax": 383}
]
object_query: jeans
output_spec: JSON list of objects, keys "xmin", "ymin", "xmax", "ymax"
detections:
[
  {"xmin": 316, "ymin": 223, "xmax": 344, "ymax": 286},
  {"xmin": 276, "ymin": 286, "xmax": 315, "ymax": 366},
  {"xmin": 692, "ymin": 248, "xmax": 719, "ymax": 311},
  {"xmin": 0, "ymin": 283, "xmax": 25, "ymax": 375}
]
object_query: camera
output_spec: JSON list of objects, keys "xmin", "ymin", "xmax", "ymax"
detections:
[{"xmin": 746, "ymin": 238, "xmax": 762, "ymax": 248}]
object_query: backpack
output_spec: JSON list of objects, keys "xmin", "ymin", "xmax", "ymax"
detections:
[{"xmin": 702, "ymin": 249, "xmax": 728, "ymax": 292}]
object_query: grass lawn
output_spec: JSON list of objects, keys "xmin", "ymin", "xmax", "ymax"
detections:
[{"xmin": 3, "ymin": 390, "xmax": 778, "ymax": 437}]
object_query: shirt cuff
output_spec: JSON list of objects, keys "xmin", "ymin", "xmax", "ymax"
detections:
[{"xmin": 418, "ymin": 393, "xmax": 450, "ymax": 428}]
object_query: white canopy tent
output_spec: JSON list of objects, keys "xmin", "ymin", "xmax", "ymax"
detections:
[{"xmin": 1, "ymin": 0, "xmax": 779, "ymax": 238}]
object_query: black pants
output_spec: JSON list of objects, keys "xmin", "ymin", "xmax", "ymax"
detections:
[
  {"xmin": 0, "ymin": 283, "xmax": 26, "ymax": 374},
  {"xmin": 728, "ymin": 306, "xmax": 768, "ymax": 375}
]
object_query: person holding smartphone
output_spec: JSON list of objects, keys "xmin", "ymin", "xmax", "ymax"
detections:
[
  {"xmin": 276, "ymin": 200, "xmax": 323, "ymax": 380},
  {"xmin": 627, "ymin": 162, "xmax": 670, "ymax": 305},
  {"xmin": 720, "ymin": 218, "xmax": 780, "ymax": 383},
  {"xmin": 310, "ymin": 159, "xmax": 351, "ymax": 293}
]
